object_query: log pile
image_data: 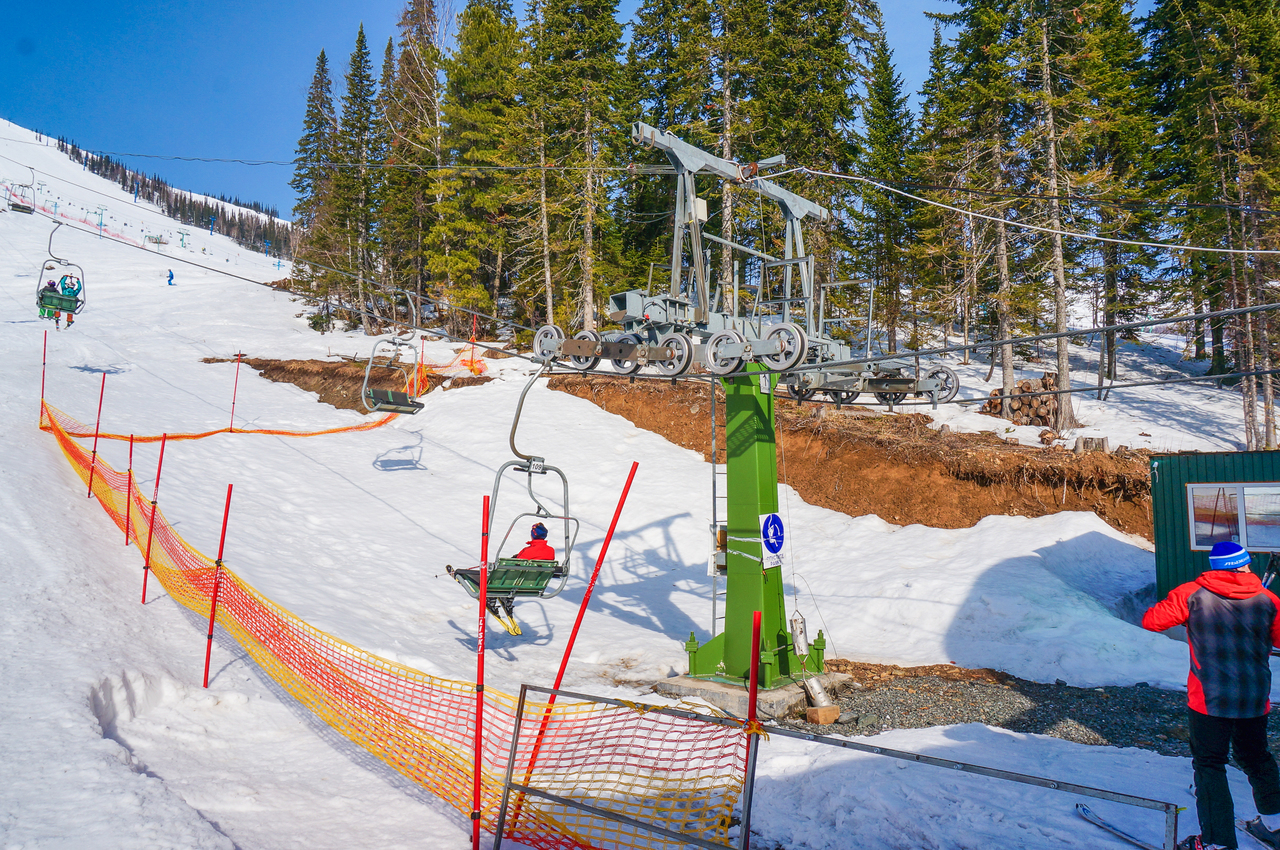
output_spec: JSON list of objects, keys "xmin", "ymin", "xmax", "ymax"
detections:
[{"xmin": 980, "ymin": 372, "xmax": 1060, "ymax": 427}]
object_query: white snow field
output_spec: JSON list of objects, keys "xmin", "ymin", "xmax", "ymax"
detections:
[{"xmin": 0, "ymin": 119, "xmax": 1263, "ymax": 849}]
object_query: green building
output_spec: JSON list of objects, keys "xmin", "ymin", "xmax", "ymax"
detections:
[{"xmin": 1150, "ymin": 451, "xmax": 1280, "ymax": 597}]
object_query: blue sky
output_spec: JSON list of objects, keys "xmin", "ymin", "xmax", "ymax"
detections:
[{"xmin": 2, "ymin": 1, "xmax": 950, "ymax": 219}]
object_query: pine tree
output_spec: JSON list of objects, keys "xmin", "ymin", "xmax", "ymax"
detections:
[
  {"xmin": 524, "ymin": 0, "xmax": 626, "ymax": 330},
  {"xmin": 332, "ymin": 24, "xmax": 382, "ymax": 334},
  {"xmin": 290, "ymin": 50, "xmax": 337, "ymax": 296},
  {"xmin": 435, "ymin": 0, "xmax": 522, "ymax": 324},
  {"xmin": 852, "ymin": 30, "xmax": 915, "ymax": 353}
]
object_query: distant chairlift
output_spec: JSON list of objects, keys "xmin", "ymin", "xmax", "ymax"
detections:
[
  {"xmin": 447, "ymin": 366, "xmax": 580, "ymax": 636},
  {"xmin": 361, "ymin": 336, "xmax": 425, "ymax": 415},
  {"xmin": 8, "ymin": 183, "xmax": 35, "ymax": 214}
]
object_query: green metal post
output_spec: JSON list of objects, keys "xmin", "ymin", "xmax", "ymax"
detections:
[{"xmin": 686, "ymin": 364, "xmax": 824, "ymax": 689}]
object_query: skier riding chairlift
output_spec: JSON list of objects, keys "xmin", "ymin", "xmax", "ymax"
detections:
[{"xmin": 446, "ymin": 365, "xmax": 580, "ymax": 636}]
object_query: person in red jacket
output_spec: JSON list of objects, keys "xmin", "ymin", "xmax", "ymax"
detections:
[
  {"xmin": 1144, "ymin": 541, "xmax": 1280, "ymax": 850},
  {"xmin": 515, "ymin": 522, "xmax": 555, "ymax": 561}
]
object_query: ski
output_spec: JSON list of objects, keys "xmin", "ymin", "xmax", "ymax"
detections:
[
  {"xmin": 1238, "ymin": 818, "xmax": 1280, "ymax": 849},
  {"xmin": 1076, "ymin": 803, "xmax": 1162, "ymax": 850}
]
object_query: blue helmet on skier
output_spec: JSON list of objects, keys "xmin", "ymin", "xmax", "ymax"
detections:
[{"xmin": 531, "ymin": 522, "xmax": 548, "ymax": 540}]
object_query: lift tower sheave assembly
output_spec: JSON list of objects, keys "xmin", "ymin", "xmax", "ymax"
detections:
[{"xmin": 685, "ymin": 365, "xmax": 825, "ymax": 689}]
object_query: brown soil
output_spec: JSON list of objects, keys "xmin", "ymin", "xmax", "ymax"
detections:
[
  {"xmin": 202, "ymin": 357, "xmax": 491, "ymax": 413},
  {"xmin": 204, "ymin": 356, "xmax": 1154, "ymax": 540},
  {"xmin": 547, "ymin": 376, "xmax": 1154, "ymax": 540},
  {"xmin": 823, "ymin": 658, "xmax": 1010, "ymax": 685}
]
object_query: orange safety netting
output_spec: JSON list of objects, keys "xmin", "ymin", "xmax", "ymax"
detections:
[
  {"xmin": 40, "ymin": 400, "xmax": 743, "ymax": 849},
  {"xmin": 40, "ymin": 401, "xmax": 398, "ymax": 443},
  {"xmin": 417, "ymin": 344, "xmax": 488, "ymax": 382}
]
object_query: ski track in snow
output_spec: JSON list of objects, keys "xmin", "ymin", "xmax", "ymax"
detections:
[{"xmin": 0, "ymin": 119, "xmax": 1255, "ymax": 849}]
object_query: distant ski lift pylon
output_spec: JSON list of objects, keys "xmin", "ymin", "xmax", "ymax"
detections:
[
  {"xmin": 361, "ymin": 336, "xmax": 425, "ymax": 415},
  {"xmin": 447, "ymin": 365, "xmax": 580, "ymax": 635}
]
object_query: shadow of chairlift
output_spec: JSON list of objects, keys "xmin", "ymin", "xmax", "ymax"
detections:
[
  {"xmin": 446, "ymin": 365, "xmax": 581, "ymax": 636},
  {"xmin": 361, "ymin": 336, "xmax": 425, "ymax": 415}
]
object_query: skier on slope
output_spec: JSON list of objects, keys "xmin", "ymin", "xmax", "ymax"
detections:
[
  {"xmin": 167, "ymin": 269, "xmax": 174, "ymax": 285},
  {"xmin": 515, "ymin": 522, "xmax": 555, "ymax": 561},
  {"xmin": 1143, "ymin": 541, "xmax": 1280, "ymax": 849}
]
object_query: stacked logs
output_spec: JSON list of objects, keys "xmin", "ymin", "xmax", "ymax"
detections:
[{"xmin": 980, "ymin": 372, "xmax": 1060, "ymax": 426}]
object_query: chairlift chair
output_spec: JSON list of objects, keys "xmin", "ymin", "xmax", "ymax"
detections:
[
  {"xmin": 446, "ymin": 366, "xmax": 580, "ymax": 635},
  {"xmin": 8, "ymin": 183, "xmax": 35, "ymax": 214},
  {"xmin": 35, "ymin": 227, "xmax": 86, "ymax": 321},
  {"xmin": 361, "ymin": 337, "xmax": 425, "ymax": 414}
]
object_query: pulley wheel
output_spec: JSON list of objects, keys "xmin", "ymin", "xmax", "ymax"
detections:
[
  {"xmin": 761, "ymin": 322, "xmax": 808, "ymax": 371},
  {"xmin": 611, "ymin": 333, "xmax": 644, "ymax": 375},
  {"xmin": 569, "ymin": 329, "xmax": 602, "ymax": 371},
  {"xmin": 532, "ymin": 324, "xmax": 566, "ymax": 361},
  {"xmin": 655, "ymin": 331, "xmax": 693, "ymax": 377},
  {"xmin": 704, "ymin": 329, "xmax": 745, "ymax": 375}
]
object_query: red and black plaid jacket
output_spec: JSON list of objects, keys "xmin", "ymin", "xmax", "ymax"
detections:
[{"xmin": 1143, "ymin": 570, "xmax": 1280, "ymax": 718}]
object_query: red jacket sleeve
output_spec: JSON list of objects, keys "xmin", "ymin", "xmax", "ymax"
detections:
[
  {"xmin": 1267, "ymin": 588, "xmax": 1280, "ymax": 648},
  {"xmin": 1142, "ymin": 582, "xmax": 1197, "ymax": 633}
]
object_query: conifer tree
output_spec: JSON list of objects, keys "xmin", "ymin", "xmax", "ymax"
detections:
[
  {"xmin": 436, "ymin": 0, "xmax": 522, "ymax": 322},
  {"xmin": 290, "ymin": 50, "xmax": 337, "ymax": 297},
  {"xmin": 852, "ymin": 30, "xmax": 915, "ymax": 352},
  {"xmin": 332, "ymin": 24, "xmax": 382, "ymax": 334},
  {"xmin": 524, "ymin": 0, "xmax": 625, "ymax": 330}
]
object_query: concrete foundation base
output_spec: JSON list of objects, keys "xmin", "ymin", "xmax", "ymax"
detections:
[{"xmin": 651, "ymin": 673, "xmax": 849, "ymax": 720}]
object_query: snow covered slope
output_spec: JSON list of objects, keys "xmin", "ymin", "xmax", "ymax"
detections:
[{"xmin": 0, "ymin": 120, "xmax": 1246, "ymax": 849}]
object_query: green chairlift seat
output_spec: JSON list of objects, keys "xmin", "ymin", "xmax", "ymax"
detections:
[
  {"xmin": 449, "ymin": 558, "xmax": 563, "ymax": 599},
  {"xmin": 363, "ymin": 387, "xmax": 424, "ymax": 414},
  {"xmin": 38, "ymin": 291, "xmax": 81, "ymax": 313},
  {"xmin": 362, "ymin": 336, "xmax": 424, "ymax": 415}
]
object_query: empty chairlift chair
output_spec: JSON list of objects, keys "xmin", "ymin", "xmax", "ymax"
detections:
[{"xmin": 361, "ymin": 337, "xmax": 425, "ymax": 415}]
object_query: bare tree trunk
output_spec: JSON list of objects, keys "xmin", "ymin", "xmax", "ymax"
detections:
[
  {"xmin": 993, "ymin": 145, "xmax": 1015, "ymax": 417},
  {"xmin": 1040, "ymin": 22, "xmax": 1078, "ymax": 430},
  {"xmin": 538, "ymin": 125, "xmax": 554, "ymax": 325},
  {"xmin": 720, "ymin": 55, "xmax": 734, "ymax": 311},
  {"xmin": 582, "ymin": 108, "xmax": 596, "ymax": 332}
]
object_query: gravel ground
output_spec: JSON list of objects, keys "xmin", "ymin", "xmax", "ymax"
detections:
[{"xmin": 782, "ymin": 670, "xmax": 1280, "ymax": 760}]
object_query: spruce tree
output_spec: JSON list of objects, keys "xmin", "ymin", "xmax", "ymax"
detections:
[
  {"xmin": 332, "ymin": 24, "xmax": 382, "ymax": 334},
  {"xmin": 290, "ymin": 50, "xmax": 336, "ymax": 276},
  {"xmin": 852, "ymin": 30, "xmax": 915, "ymax": 352}
]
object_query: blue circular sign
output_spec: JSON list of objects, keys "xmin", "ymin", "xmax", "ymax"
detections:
[{"xmin": 761, "ymin": 513, "xmax": 785, "ymax": 555}]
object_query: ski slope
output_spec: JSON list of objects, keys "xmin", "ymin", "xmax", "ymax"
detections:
[{"xmin": 0, "ymin": 119, "xmax": 1261, "ymax": 849}]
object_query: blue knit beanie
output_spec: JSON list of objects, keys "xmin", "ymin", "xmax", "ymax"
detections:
[{"xmin": 1209, "ymin": 541, "xmax": 1251, "ymax": 570}]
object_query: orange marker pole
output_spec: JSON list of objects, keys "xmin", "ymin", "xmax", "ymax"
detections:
[
  {"xmin": 141, "ymin": 434, "xmax": 168, "ymax": 604},
  {"xmin": 124, "ymin": 434, "xmax": 134, "ymax": 545},
  {"xmin": 203, "ymin": 484, "xmax": 234, "ymax": 688},
  {"xmin": 228, "ymin": 352, "xmax": 243, "ymax": 432},
  {"xmin": 472, "ymin": 495, "xmax": 490, "ymax": 850},
  {"xmin": 86, "ymin": 373, "xmax": 106, "ymax": 498}
]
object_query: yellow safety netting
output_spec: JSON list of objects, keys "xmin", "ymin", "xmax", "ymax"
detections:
[{"xmin": 40, "ymin": 401, "xmax": 744, "ymax": 849}]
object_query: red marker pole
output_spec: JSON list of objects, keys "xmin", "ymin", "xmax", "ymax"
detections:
[
  {"xmin": 141, "ymin": 434, "xmax": 168, "ymax": 604},
  {"xmin": 228, "ymin": 352, "xmax": 243, "ymax": 432},
  {"xmin": 472, "ymin": 495, "xmax": 490, "ymax": 850},
  {"xmin": 86, "ymin": 372, "xmax": 106, "ymax": 498},
  {"xmin": 552, "ymin": 461, "xmax": 639, "ymax": 689},
  {"xmin": 509, "ymin": 463, "xmax": 640, "ymax": 832},
  {"xmin": 203, "ymin": 484, "xmax": 234, "ymax": 688},
  {"xmin": 124, "ymin": 435, "xmax": 135, "ymax": 545},
  {"xmin": 737, "ymin": 611, "xmax": 763, "ymax": 850}
]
